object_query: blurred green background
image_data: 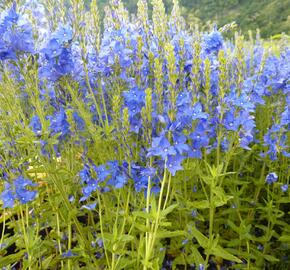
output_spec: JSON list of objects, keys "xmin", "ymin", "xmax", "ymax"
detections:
[
  {"xmin": 2, "ymin": 0, "xmax": 289, "ymax": 38},
  {"xmin": 95, "ymin": 0, "xmax": 290, "ymax": 38}
]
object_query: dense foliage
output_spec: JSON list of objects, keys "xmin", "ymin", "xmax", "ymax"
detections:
[{"xmin": 0, "ymin": 0, "xmax": 289, "ymax": 269}]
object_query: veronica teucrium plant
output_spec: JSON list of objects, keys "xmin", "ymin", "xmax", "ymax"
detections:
[{"xmin": 0, "ymin": 0, "xmax": 289, "ymax": 269}]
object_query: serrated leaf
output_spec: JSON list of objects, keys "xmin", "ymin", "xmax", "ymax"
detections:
[{"xmin": 161, "ymin": 204, "xmax": 178, "ymax": 217}]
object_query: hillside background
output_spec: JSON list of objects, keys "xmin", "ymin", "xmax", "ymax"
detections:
[{"xmin": 97, "ymin": 0, "xmax": 290, "ymax": 38}]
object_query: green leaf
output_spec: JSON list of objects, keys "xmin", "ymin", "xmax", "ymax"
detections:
[
  {"xmin": 190, "ymin": 200, "xmax": 210, "ymax": 209},
  {"xmin": 191, "ymin": 226, "xmax": 209, "ymax": 248},
  {"xmin": 277, "ymin": 197, "xmax": 290, "ymax": 204},
  {"xmin": 118, "ymin": 234, "xmax": 134, "ymax": 243},
  {"xmin": 172, "ymin": 255, "xmax": 186, "ymax": 269},
  {"xmin": 156, "ymin": 230, "xmax": 185, "ymax": 239},
  {"xmin": 279, "ymin": 235, "xmax": 290, "ymax": 242},
  {"xmin": 134, "ymin": 222, "xmax": 149, "ymax": 233},
  {"xmin": 263, "ymin": 254, "xmax": 279, "ymax": 262},
  {"xmin": 212, "ymin": 245, "xmax": 242, "ymax": 263},
  {"xmin": 161, "ymin": 204, "xmax": 178, "ymax": 217},
  {"xmin": 133, "ymin": 211, "xmax": 151, "ymax": 220},
  {"xmin": 0, "ymin": 251, "xmax": 25, "ymax": 267},
  {"xmin": 212, "ymin": 186, "xmax": 233, "ymax": 207},
  {"xmin": 187, "ymin": 246, "xmax": 204, "ymax": 266}
]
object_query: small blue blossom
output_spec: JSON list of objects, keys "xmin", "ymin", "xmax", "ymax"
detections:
[
  {"xmin": 52, "ymin": 24, "xmax": 73, "ymax": 44},
  {"xmin": 198, "ymin": 264, "xmax": 205, "ymax": 270},
  {"xmin": 49, "ymin": 108, "xmax": 70, "ymax": 140},
  {"xmin": 192, "ymin": 102, "xmax": 208, "ymax": 121},
  {"xmin": 29, "ymin": 115, "xmax": 42, "ymax": 135},
  {"xmin": 0, "ymin": 4, "xmax": 34, "ymax": 59},
  {"xmin": 173, "ymin": 133, "xmax": 190, "ymax": 154},
  {"xmin": 223, "ymin": 110, "xmax": 240, "ymax": 131},
  {"xmin": 14, "ymin": 176, "xmax": 38, "ymax": 204},
  {"xmin": 166, "ymin": 154, "xmax": 184, "ymax": 176},
  {"xmin": 281, "ymin": 184, "xmax": 288, "ymax": 192},
  {"xmin": 147, "ymin": 136, "xmax": 176, "ymax": 160},
  {"xmin": 41, "ymin": 39, "xmax": 63, "ymax": 59},
  {"xmin": 62, "ymin": 250, "xmax": 78, "ymax": 258},
  {"xmin": 203, "ymin": 29, "xmax": 223, "ymax": 54},
  {"xmin": 265, "ymin": 172, "xmax": 278, "ymax": 185},
  {"xmin": 81, "ymin": 202, "xmax": 97, "ymax": 210},
  {"xmin": 1, "ymin": 176, "xmax": 38, "ymax": 207},
  {"xmin": 0, "ymin": 183, "xmax": 15, "ymax": 208},
  {"xmin": 73, "ymin": 111, "xmax": 85, "ymax": 131}
]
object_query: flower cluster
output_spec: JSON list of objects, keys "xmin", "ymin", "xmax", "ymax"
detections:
[
  {"xmin": 0, "ymin": 4, "xmax": 34, "ymax": 60},
  {"xmin": 0, "ymin": 1, "xmax": 288, "ymax": 207},
  {"xmin": 0, "ymin": 176, "xmax": 37, "ymax": 208}
]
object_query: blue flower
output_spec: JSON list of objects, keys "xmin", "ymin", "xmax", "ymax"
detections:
[
  {"xmin": 173, "ymin": 133, "xmax": 190, "ymax": 154},
  {"xmin": 41, "ymin": 39, "xmax": 63, "ymax": 59},
  {"xmin": 140, "ymin": 167, "xmax": 157, "ymax": 178},
  {"xmin": 1, "ymin": 177, "xmax": 38, "ymax": 207},
  {"xmin": 147, "ymin": 136, "xmax": 176, "ymax": 160},
  {"xmin": 29, "ymin": 115, "xmax": 42, "ymax": 135},
  {"xmin": 79, "ymin": 165, "xmax": 91, "ymax": 184},
  {"xmin": 0, "ymin": 183, "xmax": 15, "ymax": 208},
  {"xmin": 203, "ymin": 30, "xmax": 223, "ymax": 54},
  {"xmin": 93, "ymin": 164, "xmax": 111, "ymax": 182},
  {"xmin": 281, "ymin": 106, "xmax": 290, "ymax": 127},
  {"xmin": 188, "ymin": 143, "xmax": 203, "ymax": 159},
  {"xmin": 14, "ymin": 176, "xmax": 37, "ymax": 204},
  {"xmin": 189, "ymin": 122, "xmax": 209, "ymax": 148},
  {"xmin": 281, "ymin": 184, "xmax": 288, "ymax": 192},
  {"xmin": 52, "ymin": 24, "xmax": 73, "ymax": 44},
  {"xmin": 198, "ymin": 264, "xmax": 205, "ymax": 270},
  {"xmin": 166, "ymin": 154, "xmax": 184, "ymax": 176},
  {"xmin": 0, "ymin": 4, "xmax": 34, "ymax": 59},
  {"xmin": 81, "ymin": 202, "xmax": 97, "ymax": 210},
  {"xmin": 123, "ymin": 87, "xmax": 145, "ymax": 103},
  {"xmin": 80, "ymin": 180, "xmax": 98, "ymax": 201},
  {"xmin": 62, "ymin": 250, "xmax": 78, "ymax": 258},
  {"xmin": 73, "ymin": 111, "xmax": 85, "ymax": 131},
  {"xmin": 192, "ymin": 102, "xmax": 208, "ymax": 121},
  {"xmin": 113, "ymin": 174, "xmax": 127, "ymax": 189},
  {"xmin": 49, "ymin": 108, "xmax": 70, "ymax": 140},
  {"xmin": 265, "ymin": 172, "xmax": 278, "ymax": 185},
  {"xmin": 176, "ymin": 91, "xmax": 192, "ymax": 107},
  {"xmin": 223, "ymin": 110, "xmax": 240, "ymax": 131}
]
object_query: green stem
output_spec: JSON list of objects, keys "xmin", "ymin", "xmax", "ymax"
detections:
[
  {"xmin": 97, "ymin": 192, "xmax": 110, "ymax": 267},
  {"xmin": 19, "ymin": 206, "xmax": 31, "ymax": 270},
  {"xmin": 144, "ymin": 166, "xmax": 168, "ymax": 269},
  {"xmin": 204, "ymin": 183, "xmax": 215, "ymax": 269},
  {"xmin": 0, "ymin": 209, "xmax": 6, "ymax": 248},
  {"xmin": 56, "ymin": 212, "xmax": 64, "ymax": 269}
]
